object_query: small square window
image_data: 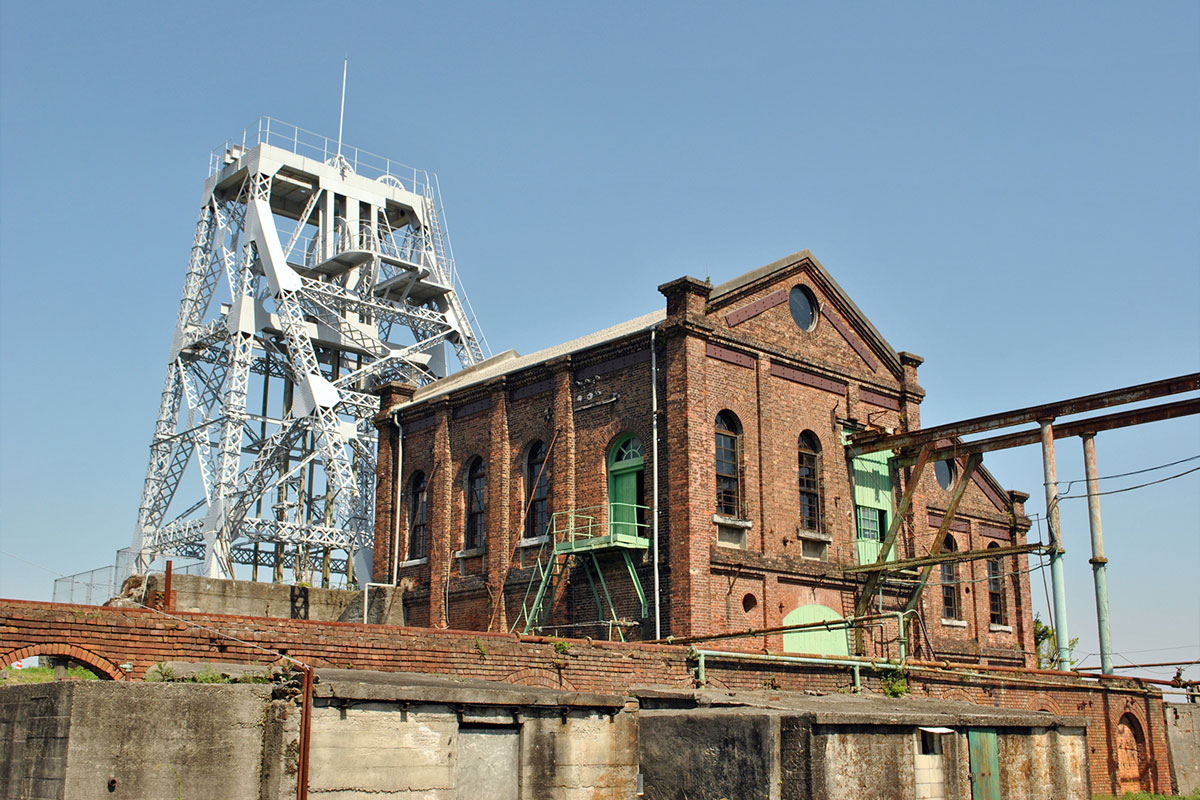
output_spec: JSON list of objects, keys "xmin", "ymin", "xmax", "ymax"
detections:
[
  {"xmin": 717, "ymin": 526, "xmax": 746, "ymax": 548},
  {"xmin": 920, "ymin": 730, "xmax": 943, "ymax": 755},
  {"xmin": 801, "ymin": 539, "xmax": 827, "ymax": 560}
]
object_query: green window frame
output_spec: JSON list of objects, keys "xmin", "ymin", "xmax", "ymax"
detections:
[{"xmin": 846, "ymin": 430, "xmax": 895, "ymax": 565}]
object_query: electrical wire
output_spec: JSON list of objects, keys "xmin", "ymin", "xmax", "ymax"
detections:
[
  {"xmin": 1054, "ymin": 453, "xmax": 1200, "ymax": 494},
  {"xmin": 1055, "ymin": 466, "xmax": 1200, "ymax": 500}
]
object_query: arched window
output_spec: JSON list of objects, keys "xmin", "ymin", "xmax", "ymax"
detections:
[
  {"xmin": 464, "ymin": 457, "xmax": 486, "ymax": 551},
  {"xmin": 524, "ymin": 440, "xmax": 550, "ymax": 539},
  {"xmin": 608, "ymin": 435, "xmax": 645, "ymax": 537},
  {"xmin": 715, "ymin": 411, "xmax": 742, "ymax": 517},
  {"xmin": 797, "ymin": 431, "xmax": 822, "ymax": 532},
  {"xmin": 987, "ymin": 542, "xmax": 1006, "ymax": 625},
  {"xmin": 407, "ymin": 471, "xmax": 428, "ymax": 560},
  {"xmin": 941, "ymin": 535, "xmax": 960, "ymax": 620}
]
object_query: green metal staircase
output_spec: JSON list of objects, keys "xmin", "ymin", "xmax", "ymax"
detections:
[{"xmin": 512, "ymin": 504, "xmax": 650, "ymax": 641}]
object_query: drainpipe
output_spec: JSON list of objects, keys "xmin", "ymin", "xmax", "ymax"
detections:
[
  {"xmin": 650, "ymin": 329, "xmax": 661, "ymax": 640},
  {"xmin": 1040, "ymin": 419, "xmax": 1071, "ymax": 668},
  {"xmin": 390, "ymin": 413, "xmax": 404, "ymax": 587},
  {"xmin": 1082, "ymin": 433, "xmax": 1114, "ymax": 675}
]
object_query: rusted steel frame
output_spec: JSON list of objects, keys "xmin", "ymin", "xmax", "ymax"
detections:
[
  {"xmin": 904, "ymin": 453, "xmax": 981, "ymax": 612},
  {"xmin": 848, "ymin": 373, "xmax": 1199, "ymax": 457},
  {"xmin": 854, "ymin": 445, "xmax": 933, "ymax": 618},
  {"xmin": 890, "ymin": 397, "xmax": 1200, "ymax": 466},
  {"xmin": 297, "ymin": 664, "xmax": 313, "ymax": 800},
  {"xmin": 843, "ymin": 541, "xmax": 1052, "ymax": 574},
  {"xmin": 653, "ymin": 611, "xmax": 904, "ymax": 646}
]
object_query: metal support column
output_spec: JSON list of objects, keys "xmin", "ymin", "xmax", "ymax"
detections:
[
  {"xmin": 1082, "ymin": 433, "xmax": 1114, "ymax": 675},
  {"xmin": 1040, "ymin": 419, "xmax": 1071, "ymax": 667}
]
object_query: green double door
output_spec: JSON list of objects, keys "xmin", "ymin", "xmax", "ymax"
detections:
[{"xmin": 967, "ymin": 728, "xmax": 1000, "ymax": 800}]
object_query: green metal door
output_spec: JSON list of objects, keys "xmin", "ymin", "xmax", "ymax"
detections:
[
  {"xmin": 781, "ymin": 604, "xmax": 850, "ymax": 657},
  {"xmin": 609, "ymin": 436, "xmax": 644, "ymax": 538},
  {"xmin": 967, "ymin": 728, "xmax": 1000, "ymax": 800}
]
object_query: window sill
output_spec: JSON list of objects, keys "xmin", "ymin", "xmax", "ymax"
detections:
[
  {"xmin": 989, "ymin": 623, "xmax": 1013, "ymax": 633},
  {"xmin": 400, "ymin": 557, "xmax": 428, "ymax": 568},
  {"xmin": 796, "ymin": 528, "xmax": 831, "ymax": 542},
  {"xmin": 940, "ymin": 618, "xmax": 967, "ymax": 628},
  {"xmin": 517, "ymin": 536, "xmax": 549, "ymax": 548},
  {"xmin": 713, "ymin": 514, "xmax": 752, "ymax": 529},
  {"xmin": 455, "ymin": 547, "xmax": 487, "ymax": 559}
]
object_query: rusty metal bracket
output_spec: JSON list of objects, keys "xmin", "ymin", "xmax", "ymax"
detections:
[{"xmin": 904, "ymin": 453, "xmax": 981, "ymax": 612}]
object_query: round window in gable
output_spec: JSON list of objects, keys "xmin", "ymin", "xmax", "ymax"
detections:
[
  {"xmin": 789, "ymin": 285, "xmax": 819, "ymax": 332},
  {"xmin": 935, "ymin": 459, "xmax": 958, "ymax": 490},
  {"xmin": 742, "ymin": 593, "xmax": 758, "ymax": 613}
]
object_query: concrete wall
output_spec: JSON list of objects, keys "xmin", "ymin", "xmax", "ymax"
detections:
[
  {"xmin": 640, "ymin": 707, "xmax": 1091, "ymax": 800},
  {"xmin": 1166, "ymin": 703, "xmax": 1200, "ymax": 795},
  {"xmin": 307, "ymin": 702, "xmax": 637, "ymax": 799},
  {"xmin": 0, "ymin": 673, "xmax": 637, "ymax": 800},
  {"xmin": 136, "ymin": 573, "xmax": 406, "ymax": 625},
  {"xmin": 0, "ymin": 682, "xmax": 293, "ymax": 800}
]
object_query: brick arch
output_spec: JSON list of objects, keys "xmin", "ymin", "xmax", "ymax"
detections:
[
  {"xmin": 1033, "ymin": 692, "xmax": 1065, "ymax": 716},
  {"xmin": 2, "ymin": 644, "xmax": 124, "ymax": 681},
  {"xmin": 937, "ymin": 687, "xmax": 979, "ymax": 704},
  {"xmin": 505, "ymin": 667, "xmax": 577, "ymax": 691}
]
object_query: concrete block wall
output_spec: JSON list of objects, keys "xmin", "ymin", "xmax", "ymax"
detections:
[{"xmin": 0, "ymin": 682, "xmax": 291, "ymax": 800}]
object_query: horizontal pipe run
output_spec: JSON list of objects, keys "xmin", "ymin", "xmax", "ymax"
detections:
[
  {"xmin": 892, "ymin": 397, "xmax": 1200, "ymax": 466},
  {"xmin": 849, "ymin": 373, "xmax": 1199, "ymax": 456}
]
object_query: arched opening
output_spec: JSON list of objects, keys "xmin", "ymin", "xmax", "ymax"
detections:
[
  {"xmin": 607, "ymin": 435, "xmax": 645, "ymax": 538},
  {"xmin": 987, "ymin": 542, "xmax": 1006, "ymax": 625},
  {"xmin": 524, "ymin": 440, "xmax": 550, "ymax": 539},
  {"xmin": 1116, "ymin": 713, "xmax": 1151, "ymax": 793},
  {"xmin": 797, "ymin": 431, "xmax": 822, "ymax": 533},
  {"xmin": 782, "ymin": 604, "xmax": 850, "ymax": 657},
  {"xmin": 2, "ymin": 644, "xmax": 123, "ymax": 681},
  {"xmin": 464, "ymin": 457, "xmax": 486, "ymax": 551},
  {"xmin": 715, "ymin": 411, "xmax": 742, "ymax": 517},
  {"xmin": 407, "ymin": 471, "xmax": 428, "ymax": 560},
  {"xmin": 941, "ymin": 535, "xmax": 961, "ymax": 620}
]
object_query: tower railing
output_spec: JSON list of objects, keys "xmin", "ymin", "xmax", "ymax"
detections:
[{"xmin": 209, "ymin": 116, "xmax": 431, "ymax": 195}]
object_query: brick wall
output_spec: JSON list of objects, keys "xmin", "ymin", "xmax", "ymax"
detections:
[
  {"xmin": 368, "ymin": 252, "xmax": 1036, "ymax": 665},
  {"xmin": 0, "ymin": 599, "xmax": 1174, "ymax": 795}
]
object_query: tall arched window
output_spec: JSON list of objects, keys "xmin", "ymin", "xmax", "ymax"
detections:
[
  {"xmin": 407, "ymin": 471, "xmax": 428, "ymax": 560},
  {"xmin": 987, "ymin": 542, "xmax": 1006, "ymax": 625},
  {"xmin": 715, "ymin": 411, "xmax": 742, "ymax": 517},
  {"xmin": 608, "ymin": 435, "xmax": 645, "ymax": 537},
  {"xmin": 524, "ymin": 440, "xmax": 550, "ymax": 539},
  {"xmin": 464, "ymin": 457, "xmax": 486, "ymax": 551},
  {"xmin": 941, "ymin": 535, "xmax": 960, "ymax": 620},
  {"xmin": 797, "ymin": 431, "xmax": 822, "ymax": 532}
]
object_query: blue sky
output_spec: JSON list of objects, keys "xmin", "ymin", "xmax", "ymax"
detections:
[{"xmin": 1, "ymin": 2, "xmax": 1196, "ymax": 684}]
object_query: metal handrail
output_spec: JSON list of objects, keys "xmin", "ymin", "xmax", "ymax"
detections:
[
  {"xmin": 548, "ymin": 503, "xmax": 650, "ymax": 542},
  {"xmin": 208, "ymin": 117, "xmax": 430, "ymax": 194}
]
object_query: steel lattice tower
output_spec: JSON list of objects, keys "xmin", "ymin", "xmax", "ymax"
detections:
[{"xmin": 133, "ymin": 118, "xmax": 486, "ymax": 584}]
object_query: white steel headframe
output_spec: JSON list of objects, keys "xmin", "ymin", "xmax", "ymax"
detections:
[{"xmin": 134, "ymin": 118, "xmax": 486, "ymax": 584}]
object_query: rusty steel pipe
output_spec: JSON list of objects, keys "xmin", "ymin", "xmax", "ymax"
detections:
[{"xmin": 1082, "ymin": 434, "xmax": 1114, "ymax": 675}]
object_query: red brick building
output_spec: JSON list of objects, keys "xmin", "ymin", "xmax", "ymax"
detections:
[{"xmin": 371, "ymin": 250, "xmax": 1036, "ymax": 667}]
